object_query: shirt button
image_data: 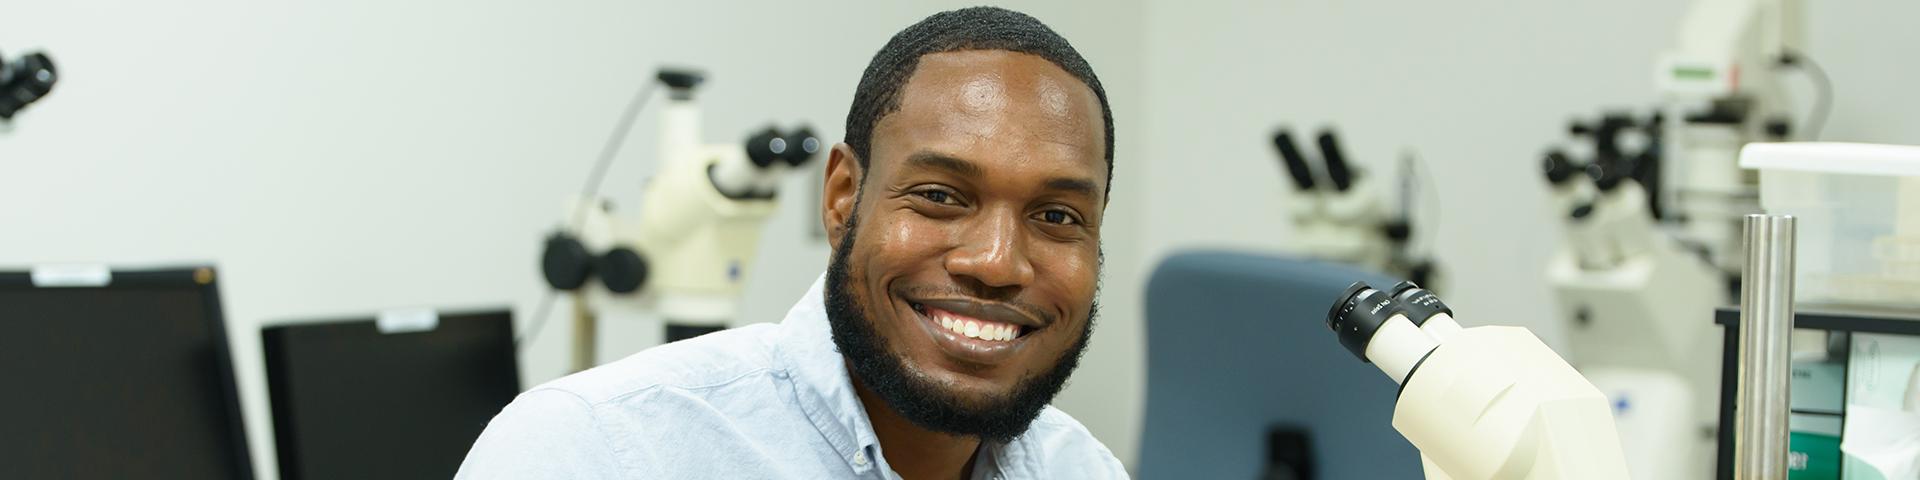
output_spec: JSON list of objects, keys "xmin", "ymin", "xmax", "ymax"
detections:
[{"xmin": 853, "ymin": 452, "xmax": 868, "ymax": 467}]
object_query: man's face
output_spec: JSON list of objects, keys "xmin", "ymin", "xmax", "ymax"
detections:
[{"xmin": 821, "ymin": 50, "xmax": 1106, "ymax": 440}]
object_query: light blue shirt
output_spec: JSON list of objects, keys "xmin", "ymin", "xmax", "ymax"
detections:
[{"xmin": 456, "ymin": 274, "xmax": 1128, "ymax": 479}]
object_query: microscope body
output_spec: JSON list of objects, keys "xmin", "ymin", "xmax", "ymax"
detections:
[
  {"xmin": 545, "ymin": 69, "xmax": 818, "ymax": 368},
  {"xmin": 1544, "ymin": 173, "xmax": 1724, "ymax": 476},
  {"xmin": 1398, "ymin": 326, "xmax": 1631, "ymax": 480},
  {"xmin": 1328, "ymin": 283, "xmax": 1631, "ymax": 480},
  {"xmin": 1274, "ymin": 129, "xmax": 1437, "ymax": 287},
  {"xmin": 1288, "ymin": 175, "xmax": 1393, "ymax": 272},
  {"xmin": 624, "ymin": 98, "xmax": 785, "ymax": 325},
  {"xmin": 1537, "ymin": 5, "xmax": 1807, "ymax": 463}
]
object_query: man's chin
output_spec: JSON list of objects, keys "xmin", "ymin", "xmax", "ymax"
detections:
[{"xmin": 901, "ymin": 362, "xmax": 1022, "ymax": 411}]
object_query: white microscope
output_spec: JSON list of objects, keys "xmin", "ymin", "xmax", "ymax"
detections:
[
  {"xmin": 1540, "ymin": 0, "xmax": 1808, "ymax": 475},
  {"xmin": 539, "ymin": 68, "xmax": 820, "ymax": 371},
  {"xmin": 1326, "ymin": 281, "xmax": 1631, "ymax": 480},
  {"xmin": 1273, "ymin": 128, "xmax": 1440, "ymax": 289},
  {"xmin": 0, "ymin": 49, "xmax": 58, "ymax": 133}
]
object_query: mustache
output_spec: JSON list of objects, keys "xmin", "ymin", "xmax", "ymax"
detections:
[{"xmin": 897, "ymin": 284, "xmax": 1057, "ymax": 325}]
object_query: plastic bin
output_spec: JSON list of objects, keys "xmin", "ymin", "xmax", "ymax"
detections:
[{"xmin": 1741, "ymin": 142, "xmax": 1920, "ymax": 307}]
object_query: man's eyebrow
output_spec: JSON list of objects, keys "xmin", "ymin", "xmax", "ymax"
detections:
[
  {"xmin": 1043, "ymin": 177, "xmax": 1099, "ymax": 201},
  {"xmin": 905, "ymin": 151, "xmax": 983, "ymax": 178},
  {"xmin": 905, "ymin": 150, "xmax": 1102, "ymax": 201}
]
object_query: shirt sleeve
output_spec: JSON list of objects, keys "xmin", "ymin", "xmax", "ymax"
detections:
[{"xmin": 455, "ymin": 388, "xmax": 625, "ymax": 479}]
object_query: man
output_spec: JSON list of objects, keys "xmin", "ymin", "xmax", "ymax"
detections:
[{"xmin": 458, "ymin": 6, "xmax": 1124, "ymax": 478}]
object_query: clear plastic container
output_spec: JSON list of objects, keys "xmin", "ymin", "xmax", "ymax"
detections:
[{"xmin": 1742, "ymin": 143, "xmax": 1920, "ymax": 307}]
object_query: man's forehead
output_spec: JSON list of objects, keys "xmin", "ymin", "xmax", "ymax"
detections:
[{"xmin": 872, "ymin": 49, "xmax": 1106, "ymax": 177}]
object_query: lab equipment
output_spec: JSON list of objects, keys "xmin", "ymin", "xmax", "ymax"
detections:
[
  {"xmin": 0, "ymin": 266, "xmax": 253, "ymax": 479},
  {"xmin": 1741, "ymin": 142, "xmax": 1920, "ymax": 307},
  {"xmin": 1712, "ymin": 308, "xmax": 1920, "ymax": 479},
  {"xmin": 1538, "ymin": 1, "xmax": 1813, "ymax": 474},
  {"xmin": 0, "ymin": 48, "xmax": 57, "ymax": 131},
  {"xmin": 1716, "ymin": 141, "xmax": 1920, "ymax": 479},
  {"xmin": 1272, "ymin": 127, "xmax": 1440, "ymax": 288},
  {"xmin": 1139, "ymin": 250, "xmax": 1419, "ymax": 479},
  {"xmin": 261, "ymin": 308, "xmax": 519, "ymax": 480},
  {"xmin": 538, "ymin": 67, "xmax": 821, "ymax": 370},
  {"xmin": 1324, "ymin": 281, "xmax": 1631, "ymax": 480}
]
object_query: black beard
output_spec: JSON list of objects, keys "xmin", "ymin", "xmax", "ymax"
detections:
[{"xmin": 824, "ymin": 210, "xmax": 1095, "ymax": 443}]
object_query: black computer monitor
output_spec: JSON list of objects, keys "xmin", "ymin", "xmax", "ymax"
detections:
[
  {"xmin": 0, "ymin": 266, "xmax": 254, "ymax": 479},
  {"xmin": 262, "ymin": 308, "xmax": 519, "ymax": 480}
]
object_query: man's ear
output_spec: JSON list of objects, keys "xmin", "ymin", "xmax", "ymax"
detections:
[{"xmin": 822, "ymin": 142, "xmax": 862, "ymax": 249}]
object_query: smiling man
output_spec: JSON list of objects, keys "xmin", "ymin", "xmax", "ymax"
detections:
[{"xmin": 458, "ymin": 7, "xmax": 1124, "ymax": 479}]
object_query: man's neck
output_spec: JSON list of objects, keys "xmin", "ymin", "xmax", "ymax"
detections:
[{"xmin": 851, "ymin": 374, "xmax": 981, "ymax": 480}]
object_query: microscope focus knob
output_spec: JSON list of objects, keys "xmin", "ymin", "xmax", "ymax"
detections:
[
  {"xmin": 542, "ymin": 233, "xmax": 594, "ymax": 291},
  {"xmin": 597, "ymin": 247, "xmax": 648, "ymax": 294},
  {"xmin": 745, "ymin": 127, "xmax": 786, "ymax": 168},
  {"xmin": 782, "ymin": 127, "xmax": 822, "ymax": 167}
]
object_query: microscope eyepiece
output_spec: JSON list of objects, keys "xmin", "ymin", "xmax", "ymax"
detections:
[
  {"xmin": 1272, "ymin": 129, "xmax": 1317, "ymax": 191},
  {"xmin": 1586, "ymin": 161, "xmax": 1628, "ymax": 192},
  {"xmin": 781, "ymin": 127, "xmax": 821, "ymax": 167},
  {"xmin": 1316, "ymin": 130, "xmax": 1357, "ymax": 192},
  {"xmin": 1326, "ymin": 282, "xmax": 1398, "ymax": 363},
  {"xmin": 1387, "ymin": 281, "xmax": 1451, "ymax": 325},
  {"xmin": 745, "ymin": 127, "xmax": 786, "ymax": 168},
  {"xmin": 1542, "ymin": 150, "xmax": 1579, "ymax": 185},
  {"xmin": 0, "ymin": 51, "xmax": 58, "ymax": 120}
]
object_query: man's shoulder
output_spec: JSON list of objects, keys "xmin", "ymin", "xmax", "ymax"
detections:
[
  {"xmin": 1014, "ymin": 406, "xmax": 1129, "ymax": 476},
  {"xmin": 535, "ymin": 322, "xmax": 784, "ymax": 405}
]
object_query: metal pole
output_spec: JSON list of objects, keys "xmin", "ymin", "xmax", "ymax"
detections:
[
  {"xmin": 1736, "ymin": 214, "xmax": 1795, "ymax": 479},
  {"xmin": 571, "ymin": 293, "xmax": 597, "ymax": 373}
]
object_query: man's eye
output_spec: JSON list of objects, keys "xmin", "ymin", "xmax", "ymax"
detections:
[
  {"xmin": 918, "ymin": 191, "xmax": 950, "ymax": 203},
  {"xmin": 1038, "ymin": 210, "xmax": 1079, "ymax": 225}
]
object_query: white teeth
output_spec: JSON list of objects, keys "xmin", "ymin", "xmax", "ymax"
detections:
[{"xmin": 931, "ymin": 310, "xmax": 1020, "ymax": 342}]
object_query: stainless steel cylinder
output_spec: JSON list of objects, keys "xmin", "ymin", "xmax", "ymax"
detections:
[
  {"xmin": 1735, "ymin": 214, "xmax": 1795, "ymax": 479},
  {"xmin": 571, "ymin": 293, "xmax": 597, "ymax": 373}
]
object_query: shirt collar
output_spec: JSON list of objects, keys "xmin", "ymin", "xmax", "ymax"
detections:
[{"xmin": 772, "ymin": 274, "xmax": 885, "ymax": 474}]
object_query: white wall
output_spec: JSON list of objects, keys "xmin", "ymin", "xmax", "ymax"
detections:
[{"xmin": 0, "ymin": 2, "xmax": 1146, "ymax": 477}]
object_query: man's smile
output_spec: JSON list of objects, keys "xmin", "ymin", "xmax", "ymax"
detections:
[{"xmin": 904, "ymin": 296, "xmax": 1047, "ymax": 368}]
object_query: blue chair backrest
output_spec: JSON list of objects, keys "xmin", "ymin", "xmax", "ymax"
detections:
[{"xmin": 1137, "ymin": 250, "xmax": 1422, "ymax": 479}]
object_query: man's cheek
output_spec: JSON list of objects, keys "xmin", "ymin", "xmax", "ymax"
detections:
[{"xmin": 867, "ymin": 214, "xmax": 950, "ymax": 264}]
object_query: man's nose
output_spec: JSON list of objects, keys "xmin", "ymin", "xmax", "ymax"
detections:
[{"xmin": 944, "ymin": 210, "xmax": 1035, "ymax": 290}]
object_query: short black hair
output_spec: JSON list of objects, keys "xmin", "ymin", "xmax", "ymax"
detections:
[{"xmin": 845, "ymin": 6, "xmax": 1114, "ymax": 193}]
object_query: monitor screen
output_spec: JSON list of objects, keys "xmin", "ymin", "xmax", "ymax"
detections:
[
  {"xmin": 263, "ymin": 309, "xmax": 519, "ymax": 480},
  {"xmin": 0, "ymin": 267, "xmax": 253, "ymax": 479}
]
